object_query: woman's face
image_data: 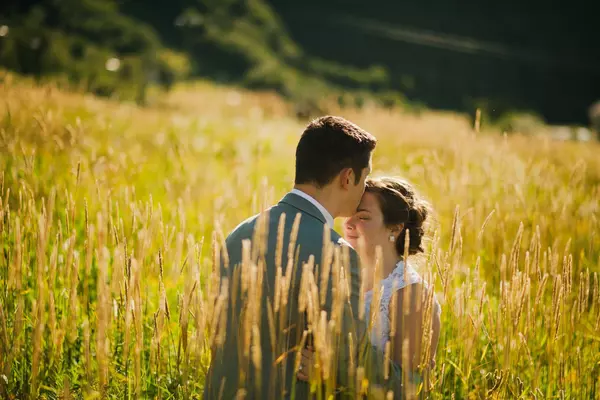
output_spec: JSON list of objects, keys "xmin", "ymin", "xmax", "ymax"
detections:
[{"xmin": 343, "ymin": 192, "xmax": 392, "ymax": 260}]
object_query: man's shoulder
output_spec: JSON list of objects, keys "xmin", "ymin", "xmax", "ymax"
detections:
[
  {"xmin": 225, "ymin": 204, "xmax": 356, "ymax": 252},
  {"xmin": 226, "ymin": 203, "xmax": 288, "ymax": 240},
  {"xmin": 225, "ymin": 211, "xmax": 265, "ymax": 244},
  {"xmin": 229, "ymin": 214, "xmax": 258, "ymax": 235}
]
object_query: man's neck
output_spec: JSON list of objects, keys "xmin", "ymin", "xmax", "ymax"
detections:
[{"xmin": 293, "ymin": 184, "xmax": 339, "ymax": 219}]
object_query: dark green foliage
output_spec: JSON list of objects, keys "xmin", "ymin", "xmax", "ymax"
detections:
[
  {"xmin": 1, "ymin": 0, "xmax": 598, "ymax": 126},
  {"xmin": 0, "ymin": 0, "xmax": 189, "ymax": 103}
]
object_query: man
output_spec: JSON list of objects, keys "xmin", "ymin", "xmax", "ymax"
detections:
[{"xmin": 203, "ymin": 116, "xmax": 376, "ymax": 399}]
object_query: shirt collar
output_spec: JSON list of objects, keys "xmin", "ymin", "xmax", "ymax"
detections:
[{"xmin": 290, "ymin": 188, "xmax": 335, "ymax": 228}]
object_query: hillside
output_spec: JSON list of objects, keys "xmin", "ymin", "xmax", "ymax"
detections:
[{"xmin": 2, "ymin": 0, "xmax": 598, "ymax": 125}]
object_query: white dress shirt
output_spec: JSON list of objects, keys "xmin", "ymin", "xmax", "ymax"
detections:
[{"xmin": 290, "ymin": 188, "xmax": 334, "ymax": 228}]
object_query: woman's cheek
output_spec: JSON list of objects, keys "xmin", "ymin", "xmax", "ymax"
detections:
[
  {"xmin": 360, "ymin": 223, "xmax": 375, "ymax": 246},
  {"xmin": 356, "ymin": 222, "xmax": 368, "ymax": 237}
]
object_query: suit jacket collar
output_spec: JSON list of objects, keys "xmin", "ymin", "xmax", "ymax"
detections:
[{"xmin": 279, "ymin": 191, "xmax": 328, "ymax": 225}]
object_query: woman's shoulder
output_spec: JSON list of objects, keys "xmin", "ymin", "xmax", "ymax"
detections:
[
  {"xmin": 391, "ymin": 262, "xmax": 441, "ymax": 309},
  {"xmin": 389, "ymin": 261, "xmax": 423, "ymax": 289}
]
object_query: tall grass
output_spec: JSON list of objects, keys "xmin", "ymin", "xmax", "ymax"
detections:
[{"xmin": 0, "ymin": 70, "xmax": 599, "ymax": 398}]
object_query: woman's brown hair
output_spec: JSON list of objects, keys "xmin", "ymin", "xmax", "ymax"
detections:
[{"xmin": 365, "ymin": 177, "xmax": 431, "ymax": 256}]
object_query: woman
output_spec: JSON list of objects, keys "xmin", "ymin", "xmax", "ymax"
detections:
[{"xmin": 298, "ymin": 177, "xmax": 441, "ymax": 397}]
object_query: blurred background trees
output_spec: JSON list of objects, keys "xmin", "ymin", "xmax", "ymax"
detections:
[
  {"xmin": 0, "ymin": 0, "xmax": 190, "ymax": 103},
  {"xmin": 0, "ymin": 0, "xmax": 598, "ymax": 130}
]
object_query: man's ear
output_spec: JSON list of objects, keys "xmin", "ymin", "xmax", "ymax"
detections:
[{"xmin": 339, "ymin": 167, "xmax": 354, "ymax": 189}]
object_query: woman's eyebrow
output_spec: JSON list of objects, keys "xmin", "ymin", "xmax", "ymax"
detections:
[{"xmin": 356, "ymin": 208, "xmax": 371, "ymax": 213}]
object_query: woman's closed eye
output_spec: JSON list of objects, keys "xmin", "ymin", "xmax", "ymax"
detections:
[{"xmin": 355, "ymin": 211, "xmax": 370, "ymax": 220}]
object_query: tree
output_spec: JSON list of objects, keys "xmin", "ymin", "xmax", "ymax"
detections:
[{"xmin": 0, "ymin": 0, "xmax": 188, "ymax": 103}]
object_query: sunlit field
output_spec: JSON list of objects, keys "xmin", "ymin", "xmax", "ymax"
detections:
[{"xmin": 1, "ymin": 70, "xmax": 599, "ymax": 399}]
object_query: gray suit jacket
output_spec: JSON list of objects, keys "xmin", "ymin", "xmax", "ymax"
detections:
[{"xmin": 203, "ymin": 192, "xmax": 367, "ymax": 399}]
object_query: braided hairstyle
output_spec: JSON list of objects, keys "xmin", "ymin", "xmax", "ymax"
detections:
[{"xmin": 365, "ymin": 177, "xmax": 431, "ymax": 256}]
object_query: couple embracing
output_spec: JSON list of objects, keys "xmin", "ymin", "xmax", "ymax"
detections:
[{"xmin": 204, "ymin": 116, "xmax": 441, "ymax": 399}]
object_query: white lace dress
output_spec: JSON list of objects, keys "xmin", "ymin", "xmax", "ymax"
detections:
[{"xmin": 364, "ymin": 261, "xmax": 430, "ymax": 351}]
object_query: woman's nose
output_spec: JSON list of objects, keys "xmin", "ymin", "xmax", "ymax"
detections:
[{"xmin": 344, "ymin": 218, "xmax": 355, "ymax": 230}]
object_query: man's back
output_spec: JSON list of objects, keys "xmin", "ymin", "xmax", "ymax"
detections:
[{"xmin": 203, "ymin": 192, "xmax": 363, "ymax": 399}]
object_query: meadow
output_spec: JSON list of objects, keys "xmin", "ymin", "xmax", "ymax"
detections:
[{"xmin": 0, "ymin": 70, "xmax": 599, "ymax": 399}]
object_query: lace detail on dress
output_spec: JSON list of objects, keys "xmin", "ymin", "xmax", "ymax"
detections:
[{"xmin": 363, "ymin": 261, "xmax": 424, "ymax": 351}]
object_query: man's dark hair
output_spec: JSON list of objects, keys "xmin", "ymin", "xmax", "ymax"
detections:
[{"xmin": 295, "ymin": 116, "xmax": 377, "ymax": 187}]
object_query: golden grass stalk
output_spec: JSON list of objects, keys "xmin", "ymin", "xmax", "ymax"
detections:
[
  {"xmin": 0, "ymin": 301, "xmax": 9, "ymax": 383},
  {"xmin": 320, "ymin": 224, "xmax": 333, "ymax": 307},
  {"xmin": 179, "ymin": 238, "xmax": 197, "ymax": 391},
  {"xmin": 8, "ymin": 217, "xmax": 21, "ymax": 290},
  {"xmin": 0, "ymin": 191, "xmax": 5, "ymax": 236},
  {"xmin": 251, "ymin": 323, "xmax": 262, "ymax": 390},
  {"xmin": 592, "ymin": 272, "xmax": 599, "ymax": 316},
  {"xmin": 401, "ymin": 337, "xmax": 411, "ymax": 399},
  {"xmin": 390, "ymin": 280, "xmax": 398, "ymax": 340},
  {"xmin": 209, "ymin": 277, "xmax": 229, "ymax": 349},
  {"xmin": 61, "ymin": 377, "xmax": 73, "ymax": 400},
  {"xmin": 420, "ymin": 283, "xmax": 435, "ymax": 372},
  {"xmin": 97, "ymin": 247, "xmax": 110, "ymax": 393},
  {"xmin": 513, "ymin": 277, "xmax": 529, "ymax": 331},
  {"xmin": 508, "ymin": 222, "xmax": 524, "ymax": 277},
  {"xmin": 328, "ymin": 244, "xmax": 340, "ymax": 318},
  {"xmin": 48, "ymin": 240, "xmax": 59, "ymax": 353},
  {"xmin": 449, "ymin": 206, "xmax": 460, "ymax": 256},
  {"xmin": 347, "ymin": 331, "xmax": 355, "ymax": 382},
  {"xmin": 369, "ymin": 247, "xmax": 384, "ymax": 346},
  {"xmin": 332, "ymin": 254, "xmax": 349, "ymax": 333},
  {"xmin": 534, "ymin": 274, "xmax": 549, "ymax": 313},
  {"xmin": 384, "ymin": 340, "xmax": 391, "ymax": 380},
  {"xmin": 551, "ymin": 277, "xmax": 563, "ymax": 342},
  {"xmin": 30, "ymin": 214, "xmax": 48, "ymax": 399},
  {"xmin": 133, "ymin": 258, "xmax": 143, "ymax": 399},
  {"xmin": 356, "ymin": 366, "xmax": 366, "ymax": 397},
  {"xmin": 82, "ymin": 317, "xmax": 91, "ymax": 394},
  {"xmin": 122, "ymin": 258, "xmax": 133, "ymax": 375},
  {"xmin": 214, "ymin": 219, "xmax": 230, "ymax": 271},
  {"xmin": 84, "ymin": 222, "xmax": 94, "ymax": 315},
  {"xmin": 251, "ymin": 206, "xmax": 269, "ymax": 263},
  {"xmin": 287, "ymin": 213, "xmax": 302, "ymax": 264},
  {"xmin": 193, "ymin": 278, "xmax": 207, "ymax": 369},
  {"xmin": 151, "ymin": 311, "xmax": 161, "ymax": 386},
  {"xmin": 266, "ymin": 297, "xmax": 276, "ymax": 357},
  {"xmin": 359, "ymin": 266, "xmax": 368, "ymax": 322}
]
